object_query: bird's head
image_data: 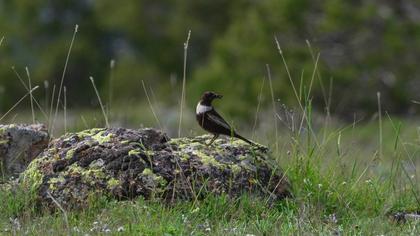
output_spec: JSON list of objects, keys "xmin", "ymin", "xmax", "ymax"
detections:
[{"xmin": 200, "ymin": 91, "xmax": 223, "ymax": 105}]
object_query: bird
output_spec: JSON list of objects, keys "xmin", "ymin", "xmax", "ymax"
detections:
[{"xmin": 196, "ymin": 91, "xmax": 255, "ymax": 146}]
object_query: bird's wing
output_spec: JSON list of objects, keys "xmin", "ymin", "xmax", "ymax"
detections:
[{"xmin": 206, "ymin": 110, "xmax": 232, "ymax": 132}]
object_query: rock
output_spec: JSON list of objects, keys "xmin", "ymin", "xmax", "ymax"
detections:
[
  {"xmin": 389, "ymin": 211, "xmax": 420, "ymax": 223},
  {"xmin": 0, "ymin": 124, "xmax": 49, "ymax": 179},
  {"xmin": 20, "ymin": 128, "xmax": 290, "ymax": 210}
]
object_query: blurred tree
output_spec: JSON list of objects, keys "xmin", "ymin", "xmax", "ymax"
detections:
[
  {"xmin": 190, "ymin": 0, "xmax": 420, "ymax": 118},
  {"xmin": 0, "ymin": 0, "xmax": 107, "ymax": 107},
  {"xmin": 0, "ymin": 0, "xmax": 419, "ymax": 119}
]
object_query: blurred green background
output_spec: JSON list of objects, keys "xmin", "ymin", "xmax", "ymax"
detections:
[{"xmin": 1, "ymin": 0, "xmax": 420, "ymax": 123}]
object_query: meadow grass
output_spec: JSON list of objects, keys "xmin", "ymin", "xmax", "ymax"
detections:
[{"xmin": 0, "ymin": 108, "xmax": 420, "ymax": 235}]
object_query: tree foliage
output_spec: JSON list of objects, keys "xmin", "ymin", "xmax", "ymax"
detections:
[{"xmin": 0, "ymin": 0, "xmax": 419, "ymax": 118}]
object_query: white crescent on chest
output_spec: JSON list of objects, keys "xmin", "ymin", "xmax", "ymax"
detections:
[{"xmin": 196, "ymin": 103, "xmax": 212, "ymax": 114}]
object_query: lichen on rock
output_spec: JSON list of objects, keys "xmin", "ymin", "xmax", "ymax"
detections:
[{"xmin": 20, "ymin": 127, "xmax": 290, "ymax": 210}]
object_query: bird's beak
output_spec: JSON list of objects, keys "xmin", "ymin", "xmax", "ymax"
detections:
[{"xmin": 216, "ymin": 94, "xmax": 223, "ymax": 99}]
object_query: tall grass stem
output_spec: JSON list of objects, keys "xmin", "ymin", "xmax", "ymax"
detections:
[
  {"xmin": 108, "ymin": 59, "xmax": 115, "ymax": 117},
  {"xmin": 89, "ymin": 76, "xmax": 109, "ymax": 128},
  {"xmin": 48, "ymin": 85, "xmax": 56, "ymax": 134},
  {"xmin": 0, "ymin": 86, "xmax": 39, "ymax": 122},
  {"xmin": 178, "ymin": 30, "xmax": 191, "ymax": 138},
  {"xmin": 51, "ymin": 24, "xmax": 78, "ymax": 136},
  {"xmin": 64, "ymin": 86, "xmax": 67, "ymax": 133},
  {"xmin": 25, "ymin": 67, "xmax": 35, "ymax": 124},
  {"xmin": 46, "ymin": 191, "xmax": 69, "ymax": 234},
  {"xmin": 377, "ymin": 92, "xmax": 382, "ymax": 159},
  {"xmin": 266, "ymin": 64, "xmax": 278, "ymax": 152},
  {"xmin": 252, "ymin": 76, "xmax": 266, "ymax": 139},
  {"xmin": 141, "ymin": 80, "xmax": 162, "ymax": 129},
  {"xmin": 11, "ymin": 67, "xmax": 48, "ymax": 120}
]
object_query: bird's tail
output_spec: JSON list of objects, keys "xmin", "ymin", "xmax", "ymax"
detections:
[
  {"xmin": 234, "ymin": 133, "xmax": 268, "ymax": 151},
  {"xmin": 234, "ymin": 133, "xmax": 254, "ymax": 145}
]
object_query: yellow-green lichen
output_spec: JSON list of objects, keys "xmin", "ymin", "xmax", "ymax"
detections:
[
  {"xmin": 82, "ymin": 168, "xmax": 106, "ymax": 183},
  {"xmin": 237, "ymin": 155, "xmax": 248, "ymax": 161},
  {"xmin": 230, "ymin": 164, "xmax": 242, "ymax": 175},
  {"xmin": 61, "ymin": 128, "xmax": 107, "ymax": 144},
  {"xmin": 142, "ymin": 168, "xmax": 153, "ymax": 175},
  {"xmin": 194, "ymin": 150, "xmax": 225, "ymax": 169},
  {"xmin": 65, "ymin": 149, "xmax": 75, "ymax": 159},
  {"xmin": 142, "ymin": 168, "xmax": 166, "ymax": 186},
  {"xmin": 91, "ymin": 130, "xmax": 113, "ymax": 144},
  {"xmin": 0, "ymin": 139, "xmax": 9, "ymax": 144},
  {"xmin": 107, "ymin": 178, "xmax": 120, "ymax": 188},
  {"xmin": 170, "ymin": 137, "xmax": 208, "ymax": 147},
  {"xmin": 231, "ymin": 139, "xmax": 248, "ymax": 146},
  {"xmin": 77, "ymin": 128, "xmax": 104, "ymax": 138},
  {"xmin": 179, "ymin": 152, "xmax": 190, "ymax": 161},
  {"xmin": 48, "ymin": 176, "xmax": 65, "ymax": 190},
  {"xmin": 67, "ymin": 163, "xmax": 83, "ymax": 173},
  {"xmin": 48, "ymin": 176, "xmax": 65, "ymax": 185},
  {"xmin": 21, "ymin": 158, "xmax": 45, "ymax": 191},
  {"xmin": 171, "ymin": 136, "xmax": 237, "ymax": 168}
]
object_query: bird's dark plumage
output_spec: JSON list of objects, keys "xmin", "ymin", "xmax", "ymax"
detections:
[{"xmin": 196, "ymin": 91, "xmax": 254, "ymax": 145}]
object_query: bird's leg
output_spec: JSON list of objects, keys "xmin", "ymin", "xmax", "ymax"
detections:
[{"xmin": 207, "ymin": 134, "xmax": 219, "ymax": 146}]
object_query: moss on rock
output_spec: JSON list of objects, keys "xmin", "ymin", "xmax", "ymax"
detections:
[{"xmin": 20, "ymin": 128, "xmax": 290, "ymax": 210}]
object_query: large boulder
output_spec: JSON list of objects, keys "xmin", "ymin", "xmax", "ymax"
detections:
[
  {"xmin": 21, "ymin": 128, "xmax": 290, "ymax": 210},
  {"xmin": 0, "ymin": 124, "xmax": 49, "ymax": 179}
]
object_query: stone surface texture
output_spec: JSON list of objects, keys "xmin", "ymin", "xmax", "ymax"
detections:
[
  {"xmin": 0, "ymin": 124, "xmax": 49, "ymax": 178},
  {"xmin": 21, "ymin": 128, "xmax": 290, "ymax": 209}
]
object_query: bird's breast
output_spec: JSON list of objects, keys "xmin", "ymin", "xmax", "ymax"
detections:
[{"xmin": 196, "ymin": 103, "xmax": 212, "ymax": 114}]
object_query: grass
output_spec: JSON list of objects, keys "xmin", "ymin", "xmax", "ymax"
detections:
[
  {"xmin": 1, "ymin": 111, "xmax": 420, "ymax": 235},
  {"xmin": 2, "ymin": 61, "xmax": 420, "ymax": 234}
]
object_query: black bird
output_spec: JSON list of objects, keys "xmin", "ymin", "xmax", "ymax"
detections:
[{"xmin": 196, "ymin": 91, "xmax": 254, "ymax": 145}]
